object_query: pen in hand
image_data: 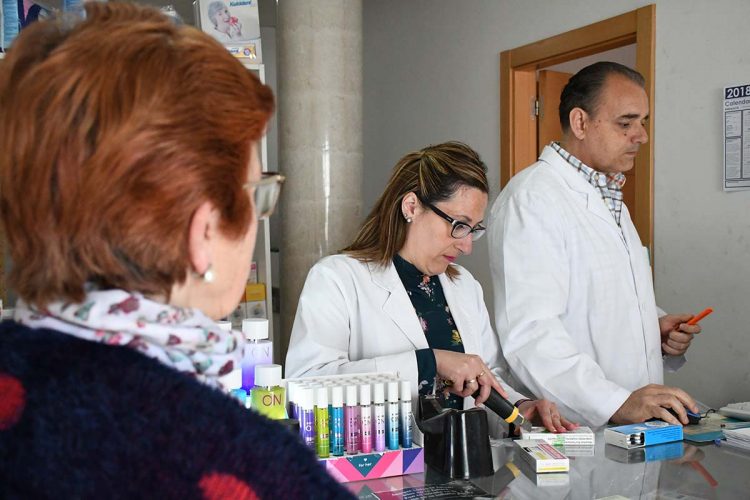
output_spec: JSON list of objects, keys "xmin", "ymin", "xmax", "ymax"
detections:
[{"xmin": 686, "ymin": 307, "xmax": 713, "ymax": 326}]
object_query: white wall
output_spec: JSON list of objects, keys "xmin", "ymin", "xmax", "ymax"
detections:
[{"xmin": 363, "ymin": 0, "xmax": 750, "ymax": 408}]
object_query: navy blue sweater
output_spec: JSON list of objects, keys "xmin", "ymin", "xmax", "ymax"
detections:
[{"xmin": 0, "ymin": 321, "xmax": 353, "ymax": 499}]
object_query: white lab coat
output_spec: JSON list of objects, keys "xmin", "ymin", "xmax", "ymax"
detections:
[
  {"xmin": 285, "ymin": 254, "xmax": 526, "ymax": 415},
  {"xmin": 489, "ymin": 146, "xmax": 682, "ymax": 428}
]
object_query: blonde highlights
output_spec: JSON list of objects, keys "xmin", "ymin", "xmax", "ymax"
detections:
[{"xmin": 343, "ymin": 141, "xmax": 488, "ymax": 278}]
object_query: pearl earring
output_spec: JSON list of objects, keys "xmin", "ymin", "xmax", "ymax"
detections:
[
  {"xmin": 202, "ymin": 265, "xmax": 215, "ymax": 283},
  {"xmin": 404, "ymin": 214, "xmax": 412, "ymax": 223}
]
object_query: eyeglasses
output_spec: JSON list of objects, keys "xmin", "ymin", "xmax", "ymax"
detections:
[
  {"xmin": 243, "ymin": 172, "xmax": 285, "ymax": 219},
  {"xmin": 419, "ymin": 198, "xmax": 486, "ymax": 241}
]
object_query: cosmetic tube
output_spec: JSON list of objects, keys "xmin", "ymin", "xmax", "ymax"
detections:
[
  {"xmin": 344, "ymin": 385, "xmax": 360, "ymax": 454},
  {"xmin": 373, "ymin": 383, "xmax": 386, "ymax": 452},
  {"xmin": 386, "ymin": 381, "xmax": 400, "ymax": 450},
  {"xmin": 330, "ymin": 386, "xmax": 345, "ymax": 456},
  {"xmin": 400, "ymin": 380, "xmax": 413, "ymax": 448},
  {"xmin": 359, "ymin": 383, "xmax": 372, "ymax": 454},
  {"xmin": 315, "ymin": 387, "xmax": 330, "ymax": 458},
  {"xmin": 326, "ymin": 383, "xmax": 334, "ymax": 443},
  {"xmin": 297, "ymin": 387, "xmax": 315, "ymax": 450},
  {"xmin": 286, "ymin": 380, "xmax": 299, "ymax": 420}
]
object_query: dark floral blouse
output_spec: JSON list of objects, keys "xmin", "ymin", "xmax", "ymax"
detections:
[{"xmin": 393, "ymin": 254, "xmax": 465, "ymax": 409}]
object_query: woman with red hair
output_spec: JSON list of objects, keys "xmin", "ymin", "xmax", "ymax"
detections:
[{"xmin": 0, "ymin": 3, "xmax": 350, "ymax": 498}]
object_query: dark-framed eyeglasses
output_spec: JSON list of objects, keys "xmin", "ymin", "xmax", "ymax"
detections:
[
  {"xmin": 420, "ymin": 198, "xmax": 486, "ymax": 241},
  {"xmin": 243, "ymin": 172, "xmax": 285, "ymax": 219}
]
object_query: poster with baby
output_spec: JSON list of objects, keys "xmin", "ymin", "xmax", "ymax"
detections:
[{"xmin": 198, "ymin": 0, "xmax": 262, "ymax": 61}]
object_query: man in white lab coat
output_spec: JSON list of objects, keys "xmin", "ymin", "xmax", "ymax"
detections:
[{"xmin": 489, "ymin": 62, "xmax": 702, "ymax": 428}]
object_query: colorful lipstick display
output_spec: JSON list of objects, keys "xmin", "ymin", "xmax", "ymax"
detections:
[{"xmin": 285, "ymin": 373, "xmax": 413, "ymax": 459}]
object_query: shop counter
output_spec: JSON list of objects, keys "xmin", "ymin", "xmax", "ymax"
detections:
[{"xmin": 346, "ymin": 429, "xmax": 750, "ymax": 498}]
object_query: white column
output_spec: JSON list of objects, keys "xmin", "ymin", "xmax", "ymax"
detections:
[{"xmin": 277, "ymin": 0, "xmax": 363, "ymax": 365}]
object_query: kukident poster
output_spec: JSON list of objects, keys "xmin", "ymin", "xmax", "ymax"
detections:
[{"xmin": 198, "ymin": 0, "xmax": 262, "ymax": 61}]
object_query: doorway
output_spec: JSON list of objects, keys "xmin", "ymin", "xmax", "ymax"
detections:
[
  {"xmin": 499, "ymin": 5, "xmax": 655, "ymax": 249},
  {"xmin": 537, "ymin": 45, "xmax": 637, "ymax": 212}
]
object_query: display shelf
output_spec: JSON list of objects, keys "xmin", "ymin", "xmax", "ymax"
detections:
[{"xmin": 239, "ymin": 62, "xmax": 275, "ymax": 348}]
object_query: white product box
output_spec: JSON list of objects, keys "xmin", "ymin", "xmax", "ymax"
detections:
[
  {"xmin": 520, "ymin": 426, "xmax": 595, "ymax": 446},
  {"xmin": 515, "ymin": 439, "xmax": 570, "ymax": 473}
]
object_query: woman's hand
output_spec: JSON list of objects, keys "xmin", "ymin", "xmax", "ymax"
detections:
[
  {"xmin": 518, "ymin": 399, "xmax": 578, "ymax": 433},
  {"xmin": 433, "ymin": 349, "xmax": 507, "ymax": 405}
]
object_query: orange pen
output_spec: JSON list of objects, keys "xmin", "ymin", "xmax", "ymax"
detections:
[{"xmin": 687, "ymin": 307, "xmax": 714, "ymax": 326}]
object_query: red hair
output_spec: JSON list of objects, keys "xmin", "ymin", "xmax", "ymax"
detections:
[{"xmin": 0, "ymin": 2, "xmax": 274, "ymax": 306}]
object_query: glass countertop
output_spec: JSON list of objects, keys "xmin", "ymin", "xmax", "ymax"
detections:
[{"xmin": 349, "ymin": 430, "xmax": 750, "ymax": 499}]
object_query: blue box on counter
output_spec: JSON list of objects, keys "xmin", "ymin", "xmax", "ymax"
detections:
[{"xmin": 604, "ymin": 421, "xmax": 683, "ymax": 449}]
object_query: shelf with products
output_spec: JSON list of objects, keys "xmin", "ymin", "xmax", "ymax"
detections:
[{"xmin": 228, "ymin": 61, "xmax": 275, "ymax": 348}]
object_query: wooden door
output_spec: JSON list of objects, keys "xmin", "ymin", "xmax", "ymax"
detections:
[
  {"xmin": 537, "ymin": 69, "xmax": 636, "ymax": 216},
  {"xmin": 538, "ymin": 70, "xmax": 571, "ymax": 153},
  {"xmin": 500, "ymin": 5, "xmax": 655, "ymax": 252}
]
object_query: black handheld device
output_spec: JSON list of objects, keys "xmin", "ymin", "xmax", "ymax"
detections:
[{"xmin": 472, "ymin": 387, "xmax": 531, "ymax": 430}]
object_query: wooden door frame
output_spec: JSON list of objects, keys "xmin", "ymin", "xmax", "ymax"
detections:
[{"xmin": 500, "ymin": 5, "xmax": 655, "ymax": 248}]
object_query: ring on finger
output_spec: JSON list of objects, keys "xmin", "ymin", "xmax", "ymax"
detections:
[
  {"xmin": 466, "ymin": 379, "xmax": 477, "ymax": 385},
  {"xmin": 477, "ymin": 371, "xmax": 485, "ymax": 378}
]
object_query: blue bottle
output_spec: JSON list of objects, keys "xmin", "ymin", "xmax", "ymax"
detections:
[{"xmin": 330, "ymin": 386, "xmax": 345, "ymax": 456}]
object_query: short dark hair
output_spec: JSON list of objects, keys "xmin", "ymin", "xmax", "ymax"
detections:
[{"xmin": 559, "ymin": 61, "xmax": 645, "ymax": 132}]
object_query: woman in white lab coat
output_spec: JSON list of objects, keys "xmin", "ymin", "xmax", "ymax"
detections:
[{"xmin": 285, "ymin": 141, "xmax": 576, "ymax": 432}]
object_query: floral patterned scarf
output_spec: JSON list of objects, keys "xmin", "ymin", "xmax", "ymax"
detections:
[{"xmin": 14, "ymin": 289, "xmax": 243, "ymax": 390}]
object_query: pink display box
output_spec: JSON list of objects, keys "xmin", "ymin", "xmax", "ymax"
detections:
[
  {"xmin": 345, "ymin": 472, "xmax": 426, "ymax": 497},
  {"xmin": 320, "ymin": 446, "xmax": 424, "ymax": 483}
]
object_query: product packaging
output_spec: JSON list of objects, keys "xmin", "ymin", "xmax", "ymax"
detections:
[
  {"xmin": 244, "ymin": 300, "xmax": 267, "ymax": 319},
  {"xmin": 320, "ymin": 447, "xmax": 425, "ymax": 483},
  {"xmin": 248, "ymin": 261, "xmax": 258, "ymax": 283},
  {"xmin": 604, "ymin": 421, "xmax": 683, "ymax": 449},
  {"xmin": 245, "ymin": 282, "xmax": 265, "ymax": 302},
  {"xmin": 514, "ymin": 439, "xmax": 570, "ymax": 473},
  {"xmin": 520, "ymin": 425, "xmax": 595, "ymax": 446}
]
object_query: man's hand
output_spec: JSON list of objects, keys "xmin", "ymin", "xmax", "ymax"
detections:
[
  {"xmin": 611, "ymin": 384, "xmax": 698, "ymax": 425},
  {"xmin": 517, "ymin": 399, "xmax": 579, "ymax": 433},
  {"xmin": 659, "ymin": 313, "xmax": 701, "ymax": 356}
]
